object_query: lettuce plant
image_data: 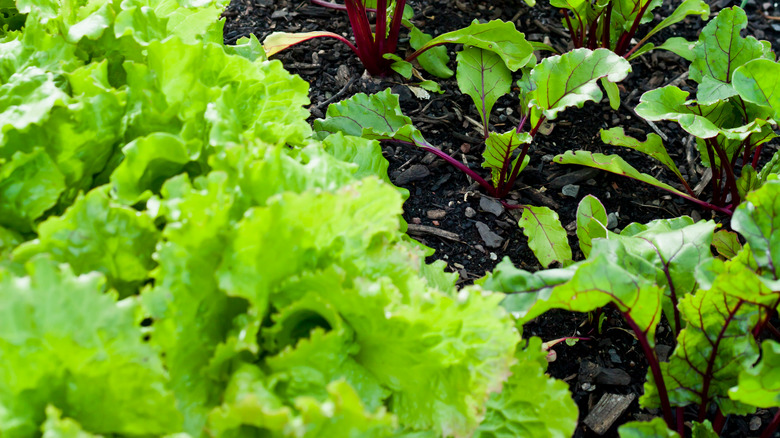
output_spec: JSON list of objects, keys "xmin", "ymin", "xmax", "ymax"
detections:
[
  {"xmin": 551, "ymin": 0, "xmax": 709, "ymax": 59},
  {"xmin": 557, "ymin": 7, "xmax": 779, "ymax": 215},
  {"xmin": 0, "ymin": 0, "xmax": 583, "ymax": 435},
  {"xmin": 482, "ymin": 177, "xmax": 780, "ymax": 436},
  {"xmin": 314, "ymin": 47, "xmax": 631, "ymax": 268},
  {"xmin": 263, "ymin": 2, "xmax": 532, "ymax": 79}
]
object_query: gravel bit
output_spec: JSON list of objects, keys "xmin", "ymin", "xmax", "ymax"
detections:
[
  {"xmin": 607, "ymin": 212, "xmax": 619, "ymax": 229},
  {"xmin": 561, "ymin": 184, "xmax": 580, "ymax": 197},
  {"xmin": 479, "ymin": 196, "xmax": 505, "ymax": 217},
  {"xmin": 392, "ymin": 164, "xmax": 430, "ymax": 185},
  {"xmin": 475, "ymin": 221, "xmax": 504, "ymax": 248}
]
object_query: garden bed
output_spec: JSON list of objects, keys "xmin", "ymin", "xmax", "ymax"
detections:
[
  {"xmin": 223, "ymin": 1, "xmax": 780, "ymax": 436},
  {"xmin": 2, "ymin": 0, "xmax": 780, "ymax": 435}
]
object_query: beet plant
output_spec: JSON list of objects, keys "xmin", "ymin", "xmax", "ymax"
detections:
[
  {"xmin": 314, "ymin": 47, "xmax": 631, "ymax": 268},
  {"xmin": 550, "ymin": 0, "xmax": 709, "ymax": 59},
  {"xmin": 263, "ymin": 1, "xmax": 531, "ymax": 80},
  {"xmin": 482, "ymin": 177, "xmax": 780, "ymax": 436},
  {"xmin": 558, "ymin": 7, "xmax": 779, "ymax": 215}
]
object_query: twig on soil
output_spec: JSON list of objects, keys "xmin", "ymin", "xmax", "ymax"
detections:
[
  {"xmin": 313, "ymin": 75, "xmax": 359, "ymax": 111},
  {"xmin": 664, "ymin": 71, "xmax": 689, "ymax": 88},
  {"xmin": 762, "ymin": 12, "xmax": 780, "ymax": 20},
  {"xmin": 463, "ymin": 115, "xmax": 485, "ymax": 135},
  {"xmin": 406, "ymin": 224, "xmax": 461, "ymax": 241},
  {"xmin": 452, "ymin": 131, "xmax": 482, "ymax": 144},
  {"xmin": 630, "ymin": 200, "xmax": 677, "ymax": 217},
  {"xmin": 621, "ymin": 98, "xmax": 669, "ymax": 141}
]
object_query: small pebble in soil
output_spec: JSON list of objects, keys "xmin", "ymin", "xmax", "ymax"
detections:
[
  {"xmin": 480, "ymin": 197, "xmax": 504, "ymax": 217},
  {"xmin": 392, "ymin": 164, "xmax": 430, "ymax": 185},
  {"xmin": 427, "ymin": 209, "xmax": 446, "ymax": 220},
  {"xmin": 464, "ymin": 207, "xmax": 476, "ymax": 218},
  {"xmin": 541, "ymin": 154, "xmax": 555, "ymax": 163},
  {"xmin": 607, "ymin": 212, "xmax": 619, "ymax": 229},
  {"xmin": 608, "ymin": 348, "xmax": 622, "ymax": 364},
  {"xmin": 476, "ymin": 221, "xmax": 504, "ymax": 248},
  {"xmin": 750, "ymin": 416, "xmax": 762, "ymax": 431},
  {"xmin": 411, "ymin": 217, "xmax": 421, "ymax": 224},
  {"xmin": 474, "ymin": 244, "xmax": 486, "ymax": 254},
  {"xmin": 561, "ymin": 184, "xmax": 580, "ymax": 197},
  {"xmin": 489, "ymin": 252, "xmax": 498, "ymax": 260}
]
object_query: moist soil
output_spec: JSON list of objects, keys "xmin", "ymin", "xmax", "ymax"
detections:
[{"xmin": 222, "ymin": 1, "xmax": 780, "ymax": 436}]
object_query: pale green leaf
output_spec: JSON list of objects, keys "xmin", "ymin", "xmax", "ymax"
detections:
[
  {"xmin": 712, "ymin": 229, "xmax": 741, "ymax": 259},
  {"xmin": 618, "ymin": 417, "xmax": 679, "ymax": 437},
  {"xmin": 554, "ymin": 151, "xmax": 691, "ymax": 200},
  {"xmin": 410, "ymin": 26, "xmax": 452, "ymax": 78},
  {"xmin": 482, "ymin": 130, "xmax": 532, "ymax": 188},
  {"xmin": 528, "ymin": 48, "xmax": 631, "ymax": 122},
  {"xmin": 600, "ymin": 127, "xmax": 683, "ymax": 182},
  {"xmin": 457, "ymin": 47, "xmax": 511, "ymax": 135},
  {"xmin": 518, "ymin": 205, "xmax": 572, "ymax": 268},
  {"xmin": 421, "ymin": 19, "xmax": 534, "ymax": 71},
  {"xmin": 733, "ymin": 59, "xmax": 780, "ymax": 119},
  {"xmin": 576, "ymin": 194, "xmax": 608, "ymax": 258}
]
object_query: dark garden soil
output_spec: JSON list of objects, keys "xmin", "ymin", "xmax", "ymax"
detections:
[{"xmin": 222, "ymin": 1, "xmax": 780, "ymax": 436}]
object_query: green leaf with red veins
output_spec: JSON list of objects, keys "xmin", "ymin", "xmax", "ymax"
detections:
[
  {"xmin": 711, "ymin": 229, "xmax": 742, "ymax": 259},
  {"xmin": 614, "ymin": 217, "xmax": 717, "ymax": 333},
  {"xmin": 638, "ymin": 0, "xmax": 710, "ymax": 55},
  {"xmin": 691, "ymin": 421, "xmax": 719, "ymax": 438},
  {"xmin": 689, "ymin": 7, "xmax": 772, "ymax": 103},
  {"xmin": 521, "ymin": 239, "xmax": 664, "ymax": 341},
  {"xmin": 732, "ymin": 180, "xmax": 780, "ymax": 279},
  {"xmin": 611, "ymin": 0, "xmax": 661, "ymax": 41},
  {"xmin": 759, "ymin": 150, "xmax": 780, "ymax": 182},
  {"xmin": 642, "ymin": 269, "xmax": 762, "ymax": 415},
  {"xmin": 527, "ymin": 48, "xmax": 631, "ymax": 123},
  {"xmin": 456, "ymin": 47, "xmax": 511, "ymax": 136},
  {"xmin": 600, "ymin": 127, "xmax": 684, "ymax": 182},
  {"xmin": 736, "ymin": 165, "xmax": 762, "ymax": 201},
  {"xmin": 477, "ymin": 257, "xmax": 576, "ymax": 320},
  {"xmin": 733, "ymin": 59, "xmax": 780, "ymax": 120},
  {"xmin": 554, "ymin": 151, "xmax": 691, "ymax": 200},
  {"xmin": 518, "ymin": 205, "xmax": 572, "ymax": 268},
  {"xmin": 313, "ymin": 89, "xmax": 426, "ymax": 145},
  {"xmin": 550, "ymin": 0, "xmax": 603, "ymax": 41},
  {"xmin": 420, "ymin": 19, "xmax": 534, "ymax": 71},
  {"xmin": 618, "ymin": 417, "xmax": 679, "ymax": 438},
  {"xmin": 634, "ymin": 86, "xmax": 726, "ymax": 139},
  {"xmin": 482, "ymin": 130, "xmax": 532, "ymax": 188},
  {"xmin": 729, "ymin": 340, "xmax": 780, "ymax": 408},
  {"xmin": 410, "ymin": 26, "xmax": 452, "ymax": 79},
  {"xmin": 576, "ymin": 194, "xmax": 608, "ymax": 259}
]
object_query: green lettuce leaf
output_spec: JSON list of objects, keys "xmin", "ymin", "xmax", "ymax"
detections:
[
  {"xmin": 0, "ymin": 257, "xmax": 180, "ymax": 437},
  {"xmin": 473, "ymin": 337, "xmax": 578, "ymax": 438},
  {"xmin": 12, "ymin": 186, "xmax": 159, "ymax": 295}
]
